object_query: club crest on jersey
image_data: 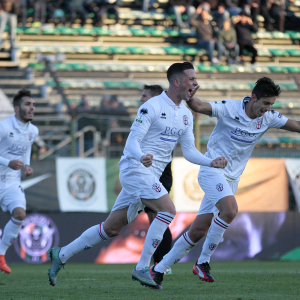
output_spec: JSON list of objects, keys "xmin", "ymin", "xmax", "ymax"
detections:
[
  {"xmin": 216, "ymin": 183, "xmax": 223, "ymax": 192},
  {"xmin": 29, "ymin": 133, "xmax": 33, "ymax": 141},
  {"xmin": 209, "ymin": 243, "xmax": 217, "ymax": 251},
  {"xmin": 152, "ymin": 239, "xmax": 160, "ymax": 248},
  {"xmin": 183, "ymin": 115, "xmax": 188, "ymax": 125},
  {"xmin": 256, "ymin": 120, "xmax": 262, "ymax": 129},
  {"xmin": 152, "ymin": 183, "xmax": 161, "ymax": 192}
]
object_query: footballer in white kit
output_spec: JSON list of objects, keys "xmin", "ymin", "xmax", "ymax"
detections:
[
  {"xmin": 0, "ymin": 89, "xmax": 38, "ymax": 274},
  {"xmin": 151, "ymin": 77, "xmax": 300, "ymax": 287},
  {"xmin": 114, "ymin": 90, "xmax": 214, "ymax": 222}
]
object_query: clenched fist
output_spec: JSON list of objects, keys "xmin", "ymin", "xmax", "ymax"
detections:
[
  {"xmin": 141, "ymin": 154, "xmax": 153, "ymax": 168},
  {"xmin": 210, "ymin": 157, "xmax": 228, "ymax": 168},
  {"xmin": 8, "ymin": 159, "xmax": 23, "ymax": 170}
]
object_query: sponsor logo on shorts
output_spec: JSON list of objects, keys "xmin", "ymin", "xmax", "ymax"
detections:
[
  {"xmin": 152, "ymin": 183, "xmax": 161, "ymax": 192},
  {"xmin": 68, "ymin": 169, "xmax": 95, "ymax": 201},
  {"xmin": 152, "ymin": 239, "xmax": 160, "ymax": 248},
  {"xmin": 216, "ymin": 183, "xmax": 223, "ymax": 192},
  {"xmin": 9, "ymin": 132, "xmax": 14, "ymax": 137},
  {"xmin": 278, "ymin": 113, "xmax": 282, "ymax": 118},
  {"xmin": 19, "ymin": 185, "xmax": 24, "ymax": 193},
  {"xmin": 84, "ymin": 245, "xmax": 92, "ymax": 250},
  {"xmin": 14, "ymin": 214, "xmax": 59, "ymax": 264},
  {"xmin": 209, "ymin": 243, "xmax": 217, "ymax": 251},
  {"xmin": 174, "ymin": 258, "xmax": 180, "ymax": 264},
  {"xmin": 183, "ymin": 115, "xmax": 188, "ymax": 125}
]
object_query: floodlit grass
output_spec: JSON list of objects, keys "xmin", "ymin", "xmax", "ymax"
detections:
[{"xmin": 0, "ymin": 261, "xmax": 299, "ymax": 300}]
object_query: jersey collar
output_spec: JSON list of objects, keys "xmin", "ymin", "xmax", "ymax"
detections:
[
  {"xmin": 13, "ymin": 115, "xmax": 30, "ymax": 133},
  {"xmin": 239, "ymin": 96, "xmax": 254, "ymax": 121},
  {"xmin": 162, "ymin": 91, "xmax": 183, "ymax": 108}
]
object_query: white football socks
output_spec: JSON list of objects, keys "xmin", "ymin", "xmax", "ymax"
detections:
[
  {"xmin": 136, "ymin": 212, "xmax": 174, "ymax": 270},
  {"xmin": 155, "ymin": 231, "xmax": 196, "ymax": 274},
  {"xmin": 59, "ymin": 223, "xmax": 110, "ymax": 263},
  {"xmin": 0, "ymin": 217, "xmax": 23, "ymax": 255},
  {"xmin": 197, "ymin": 216, "xmax": 229, "ymax": 264}
]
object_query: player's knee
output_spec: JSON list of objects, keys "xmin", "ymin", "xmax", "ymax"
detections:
[
  {"xmin": 221, "ymin": 209, "xmax": 237, "ymax": 223},
  {"xmin": 12, "ymin": 208, "xmax": 26, "ymax": 221}
]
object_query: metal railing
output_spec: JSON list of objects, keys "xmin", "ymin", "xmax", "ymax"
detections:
[{"xmin": 39, "ymin": 126, "xmax": 100, "ymax": 160}]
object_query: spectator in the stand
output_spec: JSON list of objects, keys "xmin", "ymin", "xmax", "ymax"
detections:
[
  {"xmin": 249, "ymin": 0, "xmax": 273, "ymax": 31},
  {"xmin": 234, "ymin": 10, "xmax": 258, "ymax": 64},
  {"xmin": 223, "ymin": 0, "xmax": 243, "ymax": 16},
  {"xmin": 195, "ymin": 0, "xmax": 230, "ymax": 28},
  {"xmin": 269, "ymin": 0, "xmax": 286, "ymax": 32},
  {"xmin": 142, "ymin": 0, "xmax": 158, "ymax": 12},
  {"xmin": 19, "ymin": 0, "xmax": 27, "ymax": 27},
  {"xmin": 108, "ymin": 95, "xmax": 129, "ymax": 115},
  {"xmin": 168, "ymin": 0, "xmax": 196, "ymax": 29},
  {"xmin": 74, "ymin": 95, "xmax": 91, "ymax": 113},
  {"xmin": 30, "ymin": 0, "xmax": 47, "ymax": 26},
  {"xmin": 85, "ymin": 0, "xmax": 120, "ymax": 27},
  {"xmin": 65, "ymin": 0, "xmax": 89, "ymax": 26},
  {"xmin": 0, "ymin": 0, "xmax": 18, "ymax": 52},
  {"xmin": 190, "ymin": 5, "xmax": 222, "ymax": 65},
  {"xmin": 218, "ymin": 19, "xmax": 239, "ymax": 64},
  {"xmin": 98, "ymin": 94, "xmax": 111, "ymax": 114}
]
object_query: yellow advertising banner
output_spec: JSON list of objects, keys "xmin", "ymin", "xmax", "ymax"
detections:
[{"xmin": 172, "ymin": 157, "xmax": 288, "ymax": 212}]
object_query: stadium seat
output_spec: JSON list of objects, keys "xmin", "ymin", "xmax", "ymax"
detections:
[
  {"xmin": 55, "ymin": 63, "xmax": 73, "ymax": 71},
  {"xmin": 28, "ymin": 62, "xmax": 45, "ymax": 70},
  {"xmin": 165, "ymin": 29, "xmax": 180, "ymax": 37},
  {"xmin": 146, "ymin": 28, "xmax": 167, "ymax": 37},
  {"xmin": 56, "ymin": 27, "xmax": 77, "ymax": 35},
  {"xmin": 196, "ymin": 65, "xmax": 215, "ymax": 72},
  {"xmin": 272, "ymin": 31, "xmax": 290, "ymax": 39},
  {"xmin": 163, "ymin": 46, "xmax": 184, "ymax": 55},
  {"xmin": 123, "ymin": 82, "xmax": 143, "ymax": 89},
  {"xmin": 269, "ymin": 49, "xmax": 289, "ymax": 56},
  {"xmin": 69, "ymin": 63, "xmax": 90, "ymax": 71},
  {"xmin": 179, "ymin": 46, "xmax": 199, "ymax": 56},
  {"xmin": 91, "ymin": 46, "xmax": 111, "ymax": 54},
  {"xmin": 286, "ymin": 49, "xmax": 300, "ymax": 57},
  {"xmin": 268, "ymin": 66, "xmax": 288, "ymax": 73},
  {"xmin": 109, "ymin": 46, "xmax": 130, "ymax": 54},
  {"xmin": 24, "ymin": 27, "xmax": 41, "ymax": 35},
  {"xmin": 103, "ymin": 81, "xmax": 124, "ymax": 88},
  {"xmin": 214, "ymin": 65, "xmax": 233, "ymax": 72},
  {"xmin": 93, "ymin": 27, "xmax": 112, "ymax": 36},
  {"xmin": 127, "ymin": 46, "xmax": 147, "ymax": 54},
  {"xmin": 42, "ymin": 28, "xmax": 59, "ymax": 35},
  {"xmin": 288, "ymin": 31, "xmax": 300, "ymax": 39},
  {"xmin": 144, "ymin": 47, "xmax": 166, "ymax": 55},
  {"xmin": 286, "ymin": 66, "xmax": 300, "ymax": 73},
  {"xmin": 255, "ymin": 31, "xmax": 272, "ymax": 39},
  {"xmin": 76, "ymin": 27, "xmax": 96, "ymax": 36},
  {"xmin": 129, "ymin": 28, "xmax": 149, "ymax": 36},
  {"xmin": 280, "ymin": 83, "xmax": 298, "ymax": 91}
]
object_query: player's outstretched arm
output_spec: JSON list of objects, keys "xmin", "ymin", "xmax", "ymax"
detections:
[
  {"xmin": 210, "ymin": 157, "xmax": 228, "ymax": 168},
  {"xmin": 186, "ymin": 85, "xmax": 213, "ymax": 116},
  {"xmin": 280, "ymin": 119, "xmax": 300, "ymax": 133}
]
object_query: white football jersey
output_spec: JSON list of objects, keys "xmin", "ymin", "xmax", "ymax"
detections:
[
  {"xmin": 206, "ymin": 97, "xmax": 288, "ymax": 180},
  {"xmin": 119, "ymin": 91, "xmax": 195, "ymax": 177},
  {"xmin": 0, "ymin": 115, "xmax": 39, "ymax": 186}
]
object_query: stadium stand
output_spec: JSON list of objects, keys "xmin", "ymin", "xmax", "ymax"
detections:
[{"xmin": 0, "ymin": 0, "xmax": 300, "ymax": 158}]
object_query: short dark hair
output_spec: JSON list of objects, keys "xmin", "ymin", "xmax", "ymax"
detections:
[
  {"xmin": 143, "ymin": 84, "xmax": 163, "ymax": 97},
  {"xmin": 166, "ymin": 62, "xmax": 194, "ymax": 83},
  {"xmin": 252, "ymin": 77, "xmax": 281, "ymax": 100},
  {"xmin": 13, "ymin": 89, "xmax": 32, "ymax": 107}
]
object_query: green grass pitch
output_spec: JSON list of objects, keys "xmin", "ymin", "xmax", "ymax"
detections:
[{"xmin": 0, "ymin": 261, "xmax": 299, "ymax": 300}]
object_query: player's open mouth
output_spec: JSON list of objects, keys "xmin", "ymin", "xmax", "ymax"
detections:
[{"xmin": 188, "ymin": 89, "xmax": 193, "ymax": 97}]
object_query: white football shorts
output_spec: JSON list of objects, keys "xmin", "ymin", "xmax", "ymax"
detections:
[
  {"xmin": 0, "ymin": 183, "xmax": 26, "ymax": 213},
  {"xmin": 197, "ymin": 166, "xmax": 239, "ymax": 216},
  {"xmin": 112, "ymin": 164, "xmax": 168, "ymax": 223}
]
